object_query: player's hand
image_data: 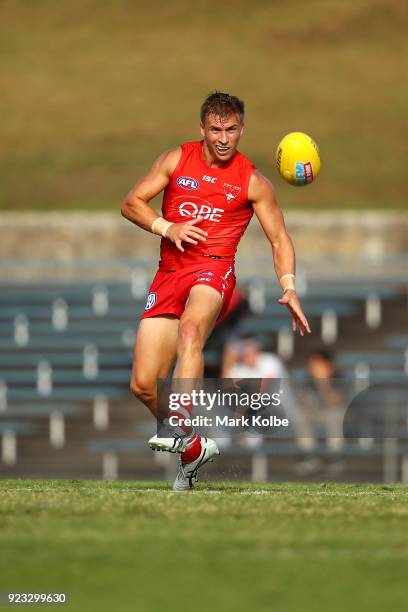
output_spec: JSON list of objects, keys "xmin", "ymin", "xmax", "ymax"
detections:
[
  {"xmin": 166, "ymin": 216, "xmax": 208, "ymax": 252},
  {"xmin": 278, "ymin": 289, "xmax": 311, "ymax": 336}
]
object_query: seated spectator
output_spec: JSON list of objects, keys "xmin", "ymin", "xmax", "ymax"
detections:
[
  {"xmin": 221, "ymin": 338, "xmax": 299, "ymax": 447},
  {"xmin": 222, "ymin": 338, "xmax": 286, "ymax": 379},
  {"xmin": 295, "ymin": 349, "xmax": 346, "ymax": 476}
]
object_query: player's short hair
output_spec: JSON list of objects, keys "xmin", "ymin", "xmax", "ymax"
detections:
[
  {"xmin": 200, "ymin": 91, "xmax": 245, "ymax": 124},
  {"xmin": 311, "ymin": 349, "xmax": 334, "ymax": 363}
]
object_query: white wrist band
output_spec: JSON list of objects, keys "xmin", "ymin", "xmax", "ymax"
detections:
[
  {"xmin": 279, "ymin": 273, "xmax": 295, "ymax": 282},
  {"xmin": 151, "ymin": 217, "xmax": 173, "ymax": 238},
  {"xmin": 279, "ymin": 272, "xmax": 296, "ymax": 292},
  {"xmin": 283, "ymin": 285, "xmax": 296, "ymax": 293},
  {"xmin": 162, "ymin": 222, "xmax": 172, "ymax": 238}
]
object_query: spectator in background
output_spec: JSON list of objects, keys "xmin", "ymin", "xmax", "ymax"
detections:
[
  {"xmin": 306, "ymin": 349, "xmax": 344, "ymax": 427},
  {"xmin": 222, "ymin": 338, "xmax": 287, "ymax": 379},
  {"xmin": 221, "ymin": 338, "xmax": 298, "ymax": 447},
  {"xmin": 296, "ymin": 349, "xmax": 345, "ymax": 476}
]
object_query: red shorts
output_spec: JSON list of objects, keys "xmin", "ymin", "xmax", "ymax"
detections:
[{"xmin": 141, "ymin": 260, "xmax": 236, "ymax": 320}]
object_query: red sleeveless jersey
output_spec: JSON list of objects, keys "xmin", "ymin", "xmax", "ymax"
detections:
[{"xmin": 159, "ymin": 140, "xmax": 255, "ymax": 269}]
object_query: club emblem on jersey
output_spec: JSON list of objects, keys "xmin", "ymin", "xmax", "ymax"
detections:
[
  {"xmin": 223, "ymin": 183, "xmax": 241, "ymax": 202},
  {"xmin": 177, "ymin": 176, "xmax": 200, "ymax": 190},
  {"xmin": 145, "ymin": 292, "xmax": 157, "ymax": 311},
  {"xmin": 196, "ymin": 271, "xmax": 214, "ymax": 282}
]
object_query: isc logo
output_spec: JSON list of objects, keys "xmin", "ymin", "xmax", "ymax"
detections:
[
  {"xmin": 179, "ymin": 201, "xmax": 224, "ymax": 222},
  {"xmin": 202, "ymin": 175, "xmax": 217, "ymax": 183},
  {"xmin": 177, "ymin": 176, "xmax": 199, "ymax": 190}
]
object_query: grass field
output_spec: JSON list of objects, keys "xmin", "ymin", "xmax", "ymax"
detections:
[
  {"xmin": 1, "ymin": 0, "xmax": 407, "ymax": 210},
  {"xmin": 1, "ymin": 480, "xmax": 407, "ymax": 612}
]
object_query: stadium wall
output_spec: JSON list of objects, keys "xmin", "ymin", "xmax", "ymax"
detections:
[{"xmin": 1, "ymin": 211, "xmax": 407, "ymax": 261}]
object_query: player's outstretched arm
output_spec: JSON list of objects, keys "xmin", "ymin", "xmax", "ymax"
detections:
[
  {"xmin": 249, "ymin": 170, "xmax": 311, "ymax": 336},
  {"xmin": 121, "ymin": 148, "xmax": 207, "ymax": 251}
]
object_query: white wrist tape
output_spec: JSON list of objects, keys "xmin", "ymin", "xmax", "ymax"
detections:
[
  {"xmin": 279, "ymin": 273, "xmax": 296, "ymax": 292},
  {"xmin": 151, "ymin": 217, "xmax": 173, "ymax": 238},
  {"xmin": 279, "ymin": 273, "xmax": 296, "ymax": 283},
  {"xmin": 283, "ymin": 285, "xmax": 296, "ymax": 293}
]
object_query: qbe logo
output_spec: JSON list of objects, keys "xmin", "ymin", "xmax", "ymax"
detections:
[
  {"xmin": 145, "ymin": 292, "xmax": 157, "ymax": 311},
  {"xmin": 177, "ymin": 176, "xmax": 199, "ymax": 190},
  {"xmin": 179, "ymin": 201, "xmax": 224, "ymax": 222}
]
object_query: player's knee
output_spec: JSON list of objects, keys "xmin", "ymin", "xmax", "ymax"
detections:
[
  {"xmin": 178, "ymin": 320, "xmax": 202, "ymax": 355},
  {"xmin": 130, "ymin": 376, "xmax": 155, "ymax": 403}
]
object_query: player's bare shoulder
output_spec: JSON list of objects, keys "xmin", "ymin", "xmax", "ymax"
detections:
[
  {"xmin": 156, "ymin": 147, "xmax": 182, "ymax": 178},
  {"xmin": 248, "ymin": 169, "xmax": 278, "ymax": 206},
  {"xmin": 123, "ymin": 146, "xmax": 182, "ymax": 206}
]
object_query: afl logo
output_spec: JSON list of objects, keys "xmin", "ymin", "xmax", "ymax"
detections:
[
  {"xmin": 145, "ymin": 292, "xmax": 157, "ymax": 311},
  {"xmin": 177, "ymin": 176, "xmax": 200, "ymax": 190}
]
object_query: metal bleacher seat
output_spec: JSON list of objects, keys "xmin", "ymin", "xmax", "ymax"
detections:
[
  {"xmin": 245, "ymin": 277, "xmax": 399, "ymax": 303},
  {"xmin": 86, "ymin": 436, "xmax": 408, "ymax": 483},
  {"xmin": 1, "ymin": 321, "xmax": 138, "ymax": 336},
  {"xmin": 291, "ymin": 366, "xmax": 407, "ymax": 385},
  {"xmin": 87, "ymin": 438, "xmax": 155, "ymax": 480},
  {"xmin": 387, "ymin": 335, "xmax": 408, "ymax": 351},
  {"xmin": 241, "ymin": 275, "xmax": 403, "ymax": 354},
  {"xmin": 0, "ymin": 305, "xmax": 144, "ymax": 321},
  {"xmin": 2, "ymin": 336, "xmax": 135, "ymax": 351},
  {"xmin": 3, "ymin": 387, "xmax": 126, "ymax": 437},
  {"xmin": 1, "ymin": 369, "xmax": 132, "ymax": 385},
  {"xmin": 236, "ymin": 317, "xmax": 290, "ymax": 334},
  {"xmin": 298, "ymin": 286, "xmax": 397, "ymax": 300},
  {"xmin": 0, "ymin": 279, "xmax": 139, "ymax": 452},
  {"xmin": 260, "ymin": 301, "xmax": 356, "ymax": 317},
  {"xmin": 336, "ymin": 351, "xmax": 407, "ymax": 368},
  {"xmin": 0, "ymin": 283, "xmax": 144, "ymax": 305},
  {"xmin": 2, "ymin": 325, "xmax": 138, "ymax": 349},
  {"xmin": 0, "ymin": 352, "xmax": 132, "ymax": 368},
  {"xmin": 1, "ymin": 258, "xmax": 406, "ymax": 481},
  {"xmin": 2, "ymin": 403, "xmax": 82, "ymax": 449},
  {"xmin": 237, "ymin": 301, "xmax": 356, "ymax": 333},
  {"xmin": 0, "ymin": 420, "xmax": 35, "ymax": 466}
]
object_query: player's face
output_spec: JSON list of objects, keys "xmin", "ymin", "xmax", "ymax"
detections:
[{"xmin": 200, "ymin": 113, "xmax": 244, "ymax": 164}]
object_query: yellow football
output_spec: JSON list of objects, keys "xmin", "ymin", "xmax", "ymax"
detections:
[{"xmin": 276, "ymin": 132, "xmax": 321, "ymax": 186}]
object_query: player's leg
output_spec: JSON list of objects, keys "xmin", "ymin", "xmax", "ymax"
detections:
[
  {"xmin": 148, "ymin": 285, "xmax": 223, "ymax": 454},
  {"xmin": 173, "ymin": 283, "xmax": 223, "ymax": 379},
  {"xmin": 130, "ymin": 315, "xmax": 179, "ymax": 416},
  {"xmin": 171, "ymin": 284, "xmax": 223, "ymax": 490}
]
